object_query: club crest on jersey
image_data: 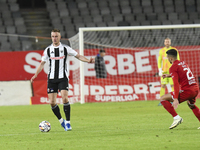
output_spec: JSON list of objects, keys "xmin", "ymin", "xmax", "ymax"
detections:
[
  {"xmin": 50, "ymin": 55, "xmax": 65, "ymax": 60},
  {"xmin": 47, "ymin": 88, "xmax": 54, "ymax": 92}
]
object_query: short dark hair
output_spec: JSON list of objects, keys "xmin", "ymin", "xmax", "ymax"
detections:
[
  {"xmin": 51, "ymin": 29, "xmax": 60, "ymax": 33},
  {"xmin": 99, "ymin": 49, "xmax": 106, "ymax": 53},
  {"xmin": 166, "ymin": 49, "xmax": 177, "ymax": 57}
]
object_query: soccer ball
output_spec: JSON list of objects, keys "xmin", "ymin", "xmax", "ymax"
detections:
[{"xmin": 39, "ymin": 121, "xmax": 51, "ymax": 132}]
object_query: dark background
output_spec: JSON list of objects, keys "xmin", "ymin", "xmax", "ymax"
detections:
[{"xmin": 17, "ymin": 0, "xmax": 46, "ymax": 8}]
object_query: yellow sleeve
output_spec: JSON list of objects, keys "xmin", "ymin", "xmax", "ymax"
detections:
[
  {"xmin": 157, "ymin": 49, "xmax": 162, "ymax": 69},
  {"xmin": 177, "ymin": 50, "xmax": 180, "ymax": 60},
  {"xmin": 173, "ymin": 47, "xmax": 180, "ymax": 60}
]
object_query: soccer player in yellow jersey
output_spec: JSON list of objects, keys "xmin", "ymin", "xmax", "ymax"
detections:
[{"xmin": 157, "ymin": 38, "xmax": 180, "ymax": 106}]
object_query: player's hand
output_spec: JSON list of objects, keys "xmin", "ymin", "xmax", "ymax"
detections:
[
  {"xmin": 162, "ymin": 74, "xmax": 166, "ymax": 79},
  {"xmin": 162, "ymin": 74, "xmax": 171, "ymax": 79},
  {"xmin": 88, "ymin": 57, "xmax": 95, "ymax": 63},
  {"xmin": 162, "ymin": 74, "xmax": 167, "ymax": 79},
  {"xmin": 172, "ymin": 99, "xmax": 179, "ymax": 109},
  {"xmin": 31, "ymin": 75, "xmax": 37, "ymax": 83},
  {"xmin": 158, "ymin": 68, "xmax": 163, "ymax": 76}
]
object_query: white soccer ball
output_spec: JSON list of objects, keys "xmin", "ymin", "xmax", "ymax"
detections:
[{"xmin": 39, "ymin": 121, "xmax": 51, "ymax": 132}]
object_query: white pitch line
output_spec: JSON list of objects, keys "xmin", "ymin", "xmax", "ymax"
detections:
[{"xmin": 0, "ymin": 132, "xmax": 49, "ymax": 136}]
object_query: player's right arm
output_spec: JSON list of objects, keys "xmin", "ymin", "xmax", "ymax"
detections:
[
  {"xmin": 31, "ymin": 61, "xmax": 46, "ymax": 82},
  {"xmin": 31, "ymin": 49, "xmax": 48, "ymax": 82}
]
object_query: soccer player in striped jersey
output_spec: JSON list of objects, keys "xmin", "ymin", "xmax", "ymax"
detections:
[
  {"xmin": 31, "ymin": 29, "xmax": 94, "ymax": 131},
  {"xmin": 157, "ymin": 38, "xmax": 180, "ymax": 106},
  {"xmin": 160, "ymin": 49, "xmax": 200, "ymax": 129}
]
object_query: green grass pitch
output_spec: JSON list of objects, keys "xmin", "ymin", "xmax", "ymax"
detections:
[{"xmin": 0, "ymin": 100, "xmax": 200, "ymax": 150}]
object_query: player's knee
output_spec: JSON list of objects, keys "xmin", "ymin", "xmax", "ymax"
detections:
[
  {"xmin": 187, "ymin": 101, "xmax": 195, "ymax": 109},
  {"xmin": 50, "ymin": 103, "xmax": 56, "ymax": 107},
  {"xmin": 160, "ymin": 95, "xmax": 165, "ymax": 102},
  {"xmin": 62, "ymin": 97, "xmax": 68, "ymax": 103}
]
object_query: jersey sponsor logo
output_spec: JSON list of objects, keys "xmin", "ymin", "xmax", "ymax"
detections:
[
  {"xmin": 51, "ymin": 51, "xmax": 54, "ymax": 53},
  {"xmin": 50, "ymin": 55, "xmax": 65, "ymax": 60}
]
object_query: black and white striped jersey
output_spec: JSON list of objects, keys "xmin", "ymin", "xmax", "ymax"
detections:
[{"xmin": 42, "ymin": 42, "xmax": 77, "ymax": 79}]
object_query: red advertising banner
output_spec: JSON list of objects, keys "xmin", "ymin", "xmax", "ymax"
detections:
[
  {"xmin": 1, "ymin": 47, "xmax": 200, "ymax": 104},
  {"xmin": 30, "ymin": 77, "xmax": 167, "ymax": 104},
  {"xmin": 0, "ymin": 50, "xmax": 46, "ymax": 81},
  {"xmin": 31, "ymin": 77, "xmax": 200, "ymax": 104},
  {"xmin": 1, "ymin": 46, "xmax": 200, "ymax": 81}
]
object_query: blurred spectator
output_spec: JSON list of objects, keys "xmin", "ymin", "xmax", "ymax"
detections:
[{"xmin": 94, "ymin": 49, "xmax": 107, "ymax": 78}]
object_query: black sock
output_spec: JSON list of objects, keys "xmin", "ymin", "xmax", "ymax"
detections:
[
  {"xmin": 63, "ymin": 102, "xmax": 70, "ymax": 121},
  {"xmin": 51, "ymin": 104, "xmax": 62, "ymax": 120}
]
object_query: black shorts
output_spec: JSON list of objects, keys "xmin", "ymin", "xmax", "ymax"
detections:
[{"xmin": 47, "ymin": 78, "xmax": 69, "ymax": 93}]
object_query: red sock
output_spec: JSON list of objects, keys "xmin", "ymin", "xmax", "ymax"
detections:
[
  {"xmin": 192, "ymin": 105, "xmax": 200, "ymax": 122},
  {"xmin": 161, "ymin": 100, "xmax": 178, "ymax": 117}
]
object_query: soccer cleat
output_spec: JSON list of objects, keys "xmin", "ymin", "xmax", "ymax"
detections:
[
  {"xmin": 66, "ymin": 123, "xmax": 72, "ymax": 131},
  {"xmin": 169, "ymin": 117, "xmax": 183, "ymax": 129},
  {"xmin": 61, "ymin": 119, "xmax": 67, "ymax": 131},
  {"xmin": 197, "ymin": 127, "xmax": 200, "ymax": 129}
]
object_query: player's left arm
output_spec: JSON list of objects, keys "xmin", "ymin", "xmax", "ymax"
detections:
[
  {"xmin": 66, "ymin": 46, "xmax": 94, "ymax": 63},
  {"xmin": 170, "ymin": 68, "xmax": 179, "ymax": 99},
  {"xmin": 75, "ymin": 54, "xmax": 95, "ymax": 63}
]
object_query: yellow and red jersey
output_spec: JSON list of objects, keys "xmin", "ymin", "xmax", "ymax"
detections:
[{"xmin": 158, "ymin": 46, "xmax": 180, "ymax": 73}]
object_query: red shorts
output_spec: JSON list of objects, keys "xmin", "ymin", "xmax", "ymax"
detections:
[{"xmin": 171, "ymin": 85, "xmax": 199, "ymax": 104}]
